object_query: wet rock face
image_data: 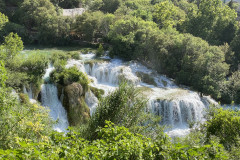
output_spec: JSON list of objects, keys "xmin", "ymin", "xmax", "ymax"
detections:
[{"xmin": 62, "ymin": 82, "xmax": 90, "ymax": 126}]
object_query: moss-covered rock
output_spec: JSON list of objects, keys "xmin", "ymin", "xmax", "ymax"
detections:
[
  {"xmin": 50, "ymin": 66, "xmax": 90, "ymax": 94},
  {"xmin": 63, "ymin": 83, "xmax": 90, "ymax": 126},
  {"xmin": 136, "ymin": 72, "xmax": 157, "ymax": 86},
  {"xmin": 90, "ymin": 86, "xmax": 105, "ymax": 99},
  {"xmin": 19, "ymin": 93, "xmax": 30, "ymax": 104}
]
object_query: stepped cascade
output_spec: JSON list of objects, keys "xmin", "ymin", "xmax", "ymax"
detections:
[
  {"xmin": 23, "ymin": 53, "xmax": 216, "ymax": 136},
  {"xmin": 65, "ymin": 53, "xmax": 215, "ymax": 137}
]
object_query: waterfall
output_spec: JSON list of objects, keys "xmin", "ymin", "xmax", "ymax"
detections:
[
  {"xmin": 23, "ymin": 85, "xmax": 34, "ymax": 99},
  {"xmin": 65, "ymin": 54, "xmax": 215, "ymax": 137},
  {"xmin": 23, "ymin": 85, "xmax": 38, "ymax": 103},
  {"xmin": 148, "ymin": 93, "xmax": 206, "ymax": 127},
  {"xmin": 84, "ymin": 60, "xmax": 140, "ymax": 85},
  {"xmin": 41, "ymin": 84, "xmax": 69, "ymax": 132},
  {"xmin": 41, "ymin": 64, "xmax": 69, "ymax": 132},
  {"xmin": 85, "ymin": 90, "xmax": 99, "ymax": 116}
]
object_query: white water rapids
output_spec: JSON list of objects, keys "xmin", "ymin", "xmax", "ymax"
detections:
[
  {"xmin": 22, "ymin": 52, "xmax": 218, "ymax": 136},
  {"xmin": 41, "ymin": 65, "xmax": 69, "ymax": 132},
  {"xmin": 65, "ymin": 53, "xmax": 216, "ymax": 137}
]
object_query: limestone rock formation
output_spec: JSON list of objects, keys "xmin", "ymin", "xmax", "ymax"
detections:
[{"xmin": 62, "ymin": 82, "xmax": 90, "ymax": 126}]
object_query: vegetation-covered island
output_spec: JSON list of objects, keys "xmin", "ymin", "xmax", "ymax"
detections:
[{"xmin": 1, "ymin": 0, "xmax": 240, "ymax": 159}]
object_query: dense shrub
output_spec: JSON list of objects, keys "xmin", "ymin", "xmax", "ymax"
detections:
[
  {"xmin": 6, "ymin": 53, "xmax": 49, "ymax": 90},
  {"xmin": 0, "ymin": 87, "xmax": 53, "ymax": 149},
  {"xmin": 50, "ymin": 66, "xmax": 90, "ymax": 92},
  {"xmin": 204, "ymin": 107, "xmax": 240, "ymax": 150}
]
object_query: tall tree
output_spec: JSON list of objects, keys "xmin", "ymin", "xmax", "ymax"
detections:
[{"xmin": 183, "ymin": 0, "xmax": 237, "ymax": 45}]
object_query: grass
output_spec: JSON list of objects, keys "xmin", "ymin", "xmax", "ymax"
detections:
[{"xmin": 23, "ymin": 45, "xmax": 97, "ymax": 56}]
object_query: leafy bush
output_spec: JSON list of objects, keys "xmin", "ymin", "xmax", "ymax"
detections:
[
  {"xmin": 51, "ymin": 66, "xmax": 90, "ymax": 93},
  {"xmin": 96, "ymin": 43, "xmax": 104, "ymax": 57},
  {"xmin": 50, "ymin": 51, "xmax": 80, "ymax": 64},
  {"xmin": 0, "ymin": 120, "xmax": 230, "ymax": 159},
  {"xmin": 6, "ymin": 53, "xmax": 48, "ymax": 91},
  {"xmin": 0, "ymin": 87, "xmax": 53, "ymax": 149},
  {"xmin": 85, "ymin": 82, "xmax": 165, "ymax": 140},
  {"xmin": 203, "ymin": 107, "xmax": 240, "ymax": 150},
  {"xmin": 90, "ymin": 86, "xmax": 104, "ymax": 99}
]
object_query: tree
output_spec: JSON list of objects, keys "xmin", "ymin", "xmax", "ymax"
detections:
[
  {"xmin": 2, "ymin": 32, "xmax": 23, "ymax": 60},
  {"xmin": 96, "ymin": 43, "xmax": 104, "ymax": 57},
  {"xmin": 90, "ymin": 0, "xmax": 121, "ymax": 13},
  {"xmin": 51, "ymin": 0, "xmax": 87, "ymax": 9},
  {"xmin": 0, "ymin": 0, "xmax": 5, "ymax": 13},
  {"xmin": 4, "ymin": 0, "xmax": 24, "ymax": 6},
  {"xmin": 108, "ymin": 16, "xmax": 159, "ymax": 60},
  {"xmin": 0, "ymin": 61, "xmax": 7, "ymax": 87},
  {"xmin": 153, "ymin": 1, "xmax": 186, "ymax": 28},
  {"xmin": 86, "ymin": 82, "xmax": 148, "ymax": 140},
  {"xmin": 230, "ymin": 30, "xmax": 240, "ymax": 65},
  {"xmin": 183, "ymin": 0, "xmax": 237, "ymax": 45},
  {"xmin": 204, "ymin": 107, "xmax": 240, "ymax": 150},
  {"xmin": 75, "ymin": 11, "xmax": 105, "ymax": 41},
  {"xmin": 0, "ymin": 12, "xmax": 8, "ymax": 30},
  {"xmin": 19, "ymin": 0, "xmax": 57, "ymax": 29}
]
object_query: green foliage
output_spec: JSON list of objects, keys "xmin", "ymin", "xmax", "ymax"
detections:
[
  {"xmin": 50, "ymin": 51, "xmax": 80, "ymax": 65},
  {"xmin": 204, "ymin": 107, "xmax": 240, "ymax": 150},
  {"xmin": 19, "ymin": 0, "xmax": 57, "ymax": 29},
  {"xmin": 90, "ymin": 0, "xmax": 121, "ymax": 13},
  {"xmin": 230, "ymin": 29, "xmax": 240, "ymax": 63},
  {"xmin": 153, "ymin": 0, "xmax": 186, "ymax": 28},
  {"xmin": 0, "ymin": 120, "xmax": 230, "ymax": 159},
  {"xmin": 108, "ymin": 16, "xmax": 229, "ymax": 99},
  {"xmin": 51, "ymin": 0, "xmax": 84, "ymax": 9},
  {"xmin": 5, "ymin": 0, "xmax": 24, "ymax": 6},
  {"xmin": 18, "ymin": 0, "xmax": 71, "ymax": 45},
  {"xmin": 0, "ymin": 0, "xmax": 5, "ymax": 13},
  {"xmin": 0, "ymin": 61, "xmax": 7, "ymax": 87},
  {"xmin": 182, "ymin": 0, "xmax": 238, "ymax": 45},
  {"xmin": 6, "ymin": 53, "xmax": 48, "ymax": 90},
  {"xmin": 108, "ymin": 16, "xmax": 159, "ymax": 60},
  {"xmin": 96, "ymin": 43, "xmax": 104, "ymax": 57},
  {"xmin": 0, "ymin": 22, "xmax": 29, "ymax": 44},
  {"xmin": 221, "ymin": 71, "xmax": 240, "ymax": 104},
  {"xmin": 0, "ymin": 12, "xmax": 8, "ymax": 30},
  {"xmin": 1, "ymin": 32, "xmax": 23, "ymax": 60},
  {"xmin": 75, "ymin": 11, "xmax": 104, "ymax": 42},
  {"xmin": 0, "ymin": 87, "xmax": 53, "ymax": 149},
  {"xmin": 19, "ymin": 93, "xmax": 31, "ymax": 104},
  {"xmin": 51, "ymin": 66, "xmax": 90, "ymax": 92},
  {"xmin": 90, "ymin": 86, "xmax": 105, "ymax": 99},
  {"xmin": 85, "ymin": 82, "xmax": 150, "ymax": 140},
  {"xmin": 136, "ymin": 72, "xmax": 157, "ymax": 86}
]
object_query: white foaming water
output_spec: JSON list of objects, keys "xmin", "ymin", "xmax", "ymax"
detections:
[
  {"xmin": 41, "ymin": 65, "xmax": 69, "ymax": 132},
  {"xmin": 66, "ymin": 54, "xmax": 214, "ymax": 137},
  {"xmin": 85, "ymin": 60, "xmax": 140, "ymax": 85},
  {"xmin": 23, "ymin": 85, "xmax": 34, "ymax": 99},
  {"xmin": 66, "ymin": 59, "xmax": 86, "ymax": 72},
  {"xmin": 85, "ymin": 91, "xmax": 99, "ymax": 116},
  {"xmin": 43, "ymin": 64, "xmax": 55, "ymax": 81},
  {"xmin": 41, "ymin": 84, "xmax": 69, "ymax": 132}
]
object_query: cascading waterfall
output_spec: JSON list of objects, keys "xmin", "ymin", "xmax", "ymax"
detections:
[
  {"xmin": 41, "ymin": 84, "xmax": 69, "ymax": 132},
  {"xmin": 23, "ymin": 85, "xmax": 38, "ymax": 103},
  {"xmin": 148, "ymin": 93, "xmax": 206, "ymax": 127},
  {"xmin": 84, "ymin": 60, "xmax": 140, "ymax": 85},
  {"xmin": 41, "ymin": 65, "xmax": 69, "ymax": 132},
  {"xmin": 23, "ymin": 85, "xmax": 34, "ymax": 99},
  {"xmin": 85, "ymin": 90, "xmax": 99, "ymax": 116},
  {"xmin": 66, "ymin": 54, "xmax": 214, "ymax": 137}
]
